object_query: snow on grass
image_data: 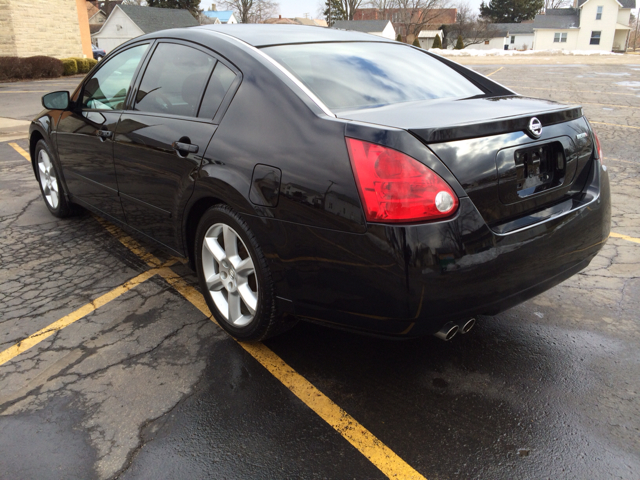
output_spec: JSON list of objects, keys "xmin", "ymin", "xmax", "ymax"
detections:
[{"xmin": 428, "ymin": 48, "xmax": 621, "ymax": 57}]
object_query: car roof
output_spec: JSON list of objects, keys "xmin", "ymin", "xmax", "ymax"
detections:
[{"xmin": 196, "ymin": 24, "xmax": 393, "ymax": 48}]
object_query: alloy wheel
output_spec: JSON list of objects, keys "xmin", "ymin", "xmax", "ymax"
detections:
[
  {"xmin": 201, "ymin": 223, "xmax": 258, "ymax": 327},
  {"xmin": 37, "ymin": 149, "xmax": 59, "ymax": 209}
]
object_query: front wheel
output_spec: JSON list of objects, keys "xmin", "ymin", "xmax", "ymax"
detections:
[
  {"xmin": 35, "ymin": 139, "xmax": 76, "ymax": 218},
  {"xmin": 195, "ymin": 205, "xmax": 293, "ymax": 341}
]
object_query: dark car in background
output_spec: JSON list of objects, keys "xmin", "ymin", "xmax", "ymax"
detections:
[
  {"xmin": 92, "ymin": 44, "xmax": 106, "ymax": 61},
  {"xmin": 29, "ymin": 25, "xmax": 610, "ymax": 342}
]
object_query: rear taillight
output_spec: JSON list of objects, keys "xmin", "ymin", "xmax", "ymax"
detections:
[
  {"xmin": 346, "ymin": 138, "xmax": 459, "ymax": 223},
  {"xmin": 594, "ymin": 131, "xmax": 603, "ymax": 165}
]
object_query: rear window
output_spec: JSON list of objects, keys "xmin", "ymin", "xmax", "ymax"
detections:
[{"xmin": 262, "ymin": 42, "xmax": 484, "ymax": 111}]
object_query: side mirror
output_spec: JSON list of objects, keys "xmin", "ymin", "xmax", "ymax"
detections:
[{"xmin": 42, "ymin": 91, "xmax": 70, "ymax": 110}]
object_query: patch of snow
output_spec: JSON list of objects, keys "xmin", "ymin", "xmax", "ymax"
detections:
[{"xmin": 615, "ymin": 81, "xmax": 640, "ymax": 87}]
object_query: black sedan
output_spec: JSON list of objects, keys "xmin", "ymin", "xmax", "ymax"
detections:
[{"xmin": 29, "ymin": 25, "xmax": 610, "ymax": 341}]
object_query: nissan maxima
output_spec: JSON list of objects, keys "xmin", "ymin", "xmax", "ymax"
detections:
[{"xmin": 29, "ymin": 25, "xmax": 610, "ymax": 341}]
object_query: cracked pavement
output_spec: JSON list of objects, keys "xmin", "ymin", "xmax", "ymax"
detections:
[{"xmin": 0, "ymin": 61, "xmax": 639, "ymax": 479}]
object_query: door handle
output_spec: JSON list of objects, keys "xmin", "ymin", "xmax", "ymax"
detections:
[
  {"xmin": 96, "ymin": 130, "xmax": 112, "ymax": 139},
  {"xmin": 172, "ymin": 141, "xmax": 198, "ymax": 154}
]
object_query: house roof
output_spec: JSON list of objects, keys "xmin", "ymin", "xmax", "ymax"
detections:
[
  {"xmin": 532, "ymin": 9, "xmax": 580, "ymax": 29},
  {"xmin": 331, "ymin": 20, "xmax": 391, "ymax": 33},
  {"xmin": 119, "ymin": 5, "xmax": 198, "ymax": 33},
  {"xmin": 491, "ymin": 22, "xmax": 535, "ymax": 35},
  {"xmin": 578, "ymin": 0, "xmax": 635, "ymax": 7},
  {"xmin": 264, "ymin": 17, "xmax": 327, "ymax": 26},
  {"xmin": 418, "ymin": 29, "xmax": 443, "ymax": 38},
  {"xmin": 86, "ymin": 2, "xmax": 102, "ymax": 19},
  {"xmin": 264, "ymin": 17, "xmax": 299, "ymax": 24},
  {"xmin": 202, "ymin": 10, "xmax": 235, "ymax": 22}
]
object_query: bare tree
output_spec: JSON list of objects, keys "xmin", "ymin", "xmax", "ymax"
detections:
[
  {"xmin": 364, "ymin": 0, "xmax": 398, "ymax": 18},
  {"xmin": 543, "ymin": 0, "xmax": 570, "ymax": 9},
  {"xmin": 220, "ymin": 0, "xmax": 279, "ymax": 23},
  {"xmin": 340, "ymin": 0, "xmax": 367, "ymax": 19},
  {"xmin": 446, "ymin": 3, "xmax": 500, "ymax": 47},
  {"xmin": 121, "ymin": 0, "xmax": 146, "ymax": 5},
  {"xmin": 393, "ymin": 0, "xmax": 452, "ymax": 40},
  {"xmin": 630, "ymin": 12, "xmax": 639, "ymax": 51}
]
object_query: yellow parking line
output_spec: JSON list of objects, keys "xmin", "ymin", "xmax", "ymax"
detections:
[
  {"xmin": 486, "ymin": 66, "xmax": 503, "ymax": 77},
  {"xmin": 9, "ymin": 142, "xmax": 30, "ymax": 162},
  {"xmin": 102, "ymin": 221, "xmax": 425, "ymax": 479},
  {"xmin": 93, "ymin": 215, "xmax": 166, "ymax": 268},
  {"xmin": 156, "ymin": 266, "xmax": 425, "ymax": 479},
  {"xmin": 610, "ymin": 232, "xmax": 640, "ymax": 244},
  {"xmin": 0, "ymin": 269, "xmax": 157, "ymax": 367},
  {"xmin": 590, "ymin": 121, "xmax": 640, "ymax": 130}
]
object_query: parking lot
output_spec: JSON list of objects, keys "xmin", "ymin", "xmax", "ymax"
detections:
[{"xmin": 1, "ymin": 60, "xmax": 639, "ymax": 479}]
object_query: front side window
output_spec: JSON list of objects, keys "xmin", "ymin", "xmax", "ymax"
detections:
[
  {"xmin": 511, "ymin": 36, "xmax": 515, "ymax": 44},
  {"xmin": 590, "ymin": 31, "xmax": 601, "ymax": 45},
  {"xmin": 135, "ymin": 43, "xmax": 215, "ymax": 117},
  {"xmin": 262, "ymin": 42, "xmax": 484, "ymax": 112},
  {"xmin": 82, "ymin": 44, "xmax": 148, "ymax": 110},
  {"xmin": 596, "ymin": 6, "xmax": 603, "ymax": 20}
]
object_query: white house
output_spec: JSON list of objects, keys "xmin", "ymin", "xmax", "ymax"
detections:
[
  {"xmin": 463, "ymin": 23, "xmax": 534, "ymax": 50},
  {"xmin": 331, "ymin": 20, "xmax": 396, "ymax": 40},
  {"xmin": 92, "ymin": 5, "xmax": 198, "ymax": 53},
  {"xmin": 201, "ymin": 10, "xmax": 238, "ymax": 24},
  {"xmin": 418, "ymin": 29, "xmax": 444, "ymax": 49},
  {"xmin": 532, "ymin": 0, "xmax": 636, "ymax": 51}
]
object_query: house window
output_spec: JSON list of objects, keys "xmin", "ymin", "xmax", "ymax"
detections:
[
  {"xmin": 511, "ymin": 35, "xmax": 515, "ymax": 44},
  {"xmin": 596, "ymin": 6, "xmax": 603, "ymax": 20},
  {"xmin": 485, "ymin": 40, "xmax": 490, "ymax": 45},
  {"xmin": 554, "ymin": 32, "xmax": 567, "ymax": 43},
  {"xmin": 590, "ymin": 31, "xmax": 601, "ymax": 45}
]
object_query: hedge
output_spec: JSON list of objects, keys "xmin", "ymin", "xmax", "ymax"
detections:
[
  {"xmin": 61, "ymin": 58, "xmax": 78, "ymax": 76},
  {"xmin": 0, "ymin": 56, "xmax": 64, "ymax": 81},
  {"xmin": 87, "ymin": 58, "xmax": 98, "ymax": 70},
  {"xmin": 72, "ymin": 57, "xmax": 91, "ymax": 74}
]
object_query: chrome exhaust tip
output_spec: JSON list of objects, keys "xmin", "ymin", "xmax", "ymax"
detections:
[
  {"xmin": 434, "ymin": 322, "xmax": 459, "ymax": 341},
  {"xmin": 460, "ymin": 318, "xmax": 476, "ymax": 334}
]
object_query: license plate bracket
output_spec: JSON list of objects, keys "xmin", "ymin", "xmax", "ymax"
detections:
[{"xmin": 514, "ymin": 143, "xmax": 565, "ymax": 198}]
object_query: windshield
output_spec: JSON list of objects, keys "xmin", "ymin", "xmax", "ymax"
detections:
[{"xmin": 262, "ymin": 42, "xmax": 484, "ymax": 112}]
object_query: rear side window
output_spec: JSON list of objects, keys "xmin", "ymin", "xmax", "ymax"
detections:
[
  {"xmin": 135, "ymin": 43, "xmax": 215, "ymax": 117},
  {"xmin": 262, "ymin": 42, "xmax": 484, "ymax": 111},
  {"xmin": 198, "ymin": 61, "xmax": 237, "ymax": 119}
]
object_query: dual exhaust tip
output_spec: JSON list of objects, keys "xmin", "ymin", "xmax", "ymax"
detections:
[{"xmin": 434, "ymin": 318, "xmax": 476, "ymax": 341}]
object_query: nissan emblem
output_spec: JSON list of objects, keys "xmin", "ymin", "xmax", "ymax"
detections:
[{"xmin": 528, "ymin": 117, "xmax": 542, "ymax": 138}]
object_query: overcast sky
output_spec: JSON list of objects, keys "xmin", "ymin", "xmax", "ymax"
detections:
[{"xmin": 199, "ymin": 0, "xmax": 487, "ymax": 20}]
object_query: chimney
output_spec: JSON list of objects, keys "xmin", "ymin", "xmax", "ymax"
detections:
[{"xmin": 279, "ymin": 15, "xmax": 282, "ymax": 18}]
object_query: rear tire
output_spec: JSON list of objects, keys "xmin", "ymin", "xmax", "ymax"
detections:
[
  {"xmin": 195, "ymin": 205, "xmax": 292, "ymax": 341},
  {"xmin": 34, "ymin": 139, "xmax": 77, "ymax": 218}
]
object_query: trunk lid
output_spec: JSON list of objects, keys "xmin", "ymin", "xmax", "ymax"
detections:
[{"xmin": 337, "ymin": 96, "xmax": 595, "ymax": 231}]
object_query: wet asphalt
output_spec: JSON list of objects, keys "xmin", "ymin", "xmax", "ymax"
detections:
[{"xmin": 0, "ymin": 62, "xmax": 639, "ymax": 479}]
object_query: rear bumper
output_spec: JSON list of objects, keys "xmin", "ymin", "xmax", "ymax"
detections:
[{"xmin": 245, "ymin": 159, "xmax": 611, "ymax": 337}]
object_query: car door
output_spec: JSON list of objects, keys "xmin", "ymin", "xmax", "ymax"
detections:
[
  {"xmin": 113, "ymin": 40, "xmax": 238, "ymax": 251},
  {"xmin": 55, "ymin": 43, "xmax": 150, "ymax": 221}
]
